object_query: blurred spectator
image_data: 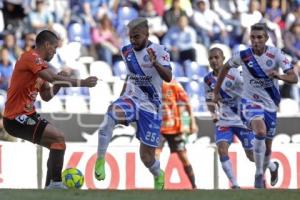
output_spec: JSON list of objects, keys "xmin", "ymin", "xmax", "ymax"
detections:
[
  {"xmin": 283, "ymin": 20, "xmax": 300, "ymax": 60},
  {"xmin": 28, "ymin": 0, "xmax": 54, "ymax": 33},
  {"xmin": 191, "ymin": 0, "xmax": 228, "ymax": 48},
  {"xmin": 139, "ymin": 0, "xmax": 167, "ymax": 40},
  {"xmin": 285, "ymin": 4, "xmax": 300, "ymax": 30},
  {"xmin": 265, "ymin": 0, "xmax": 285, "ymax": 30},
  {"xmin": 141, "ymin": 0, "xmax": 165, "ymax": 16},
  {"xmin": 240, "ymin": 0, "xmax": 263, "ymax": 45},
  {"xmin": 91, "ymin": 13, "xmax": 121, "ymax": 66},
  {"xmin": 211, "ymin": 0, "xmax": 243, "ymax": 47},
  {"xmin": 2, "ymin": 0, "xmax": 26, "ymax": 36},
  {"xmin": 0, "ymin": 47, "xmax": 13, "ymax": 91},
  {"xmin": 2, "ymin": 32, "xmax": 23, "ymax": 64},
  {"xmin": 22, "ymin": 32, "xmax": 36, "ymax": 52},
  {"xmin": 163, "ymin": 0, "xmax": 188, "ymax": 29},
  {"xmin": 164, "ymin": 0, "xmax": 193, "ymax": 16},
  {"xmin": 49, "ymin": 23, "xmax": 80, "ymax": 77},
  {"xmin": 162, "ymin": 15, "xmax": 197, "ymax": 64}
]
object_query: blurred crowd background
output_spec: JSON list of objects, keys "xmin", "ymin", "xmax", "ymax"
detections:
[{"xmin": 0, "ymin": 0, "xmax": 300, "ymax": 119}]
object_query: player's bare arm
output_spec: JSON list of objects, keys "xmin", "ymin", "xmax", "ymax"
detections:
[
  {"xmin": 147, "ymin": 48, "xmax": 172, "ymax": 82},
  {"xmin": 39, "ymin": 71, "xmax": 69, "ymax": 101},
  {"xmin": 37, "ymin": 68, "xmax": 98, "ymax": 87},
  {"xmin": 268, "ymin": 68, "xmax": 298, "ymax": 84},
  {"xmin": 212, "ymin": 62, "xmax": 231, "ymax": 104}
]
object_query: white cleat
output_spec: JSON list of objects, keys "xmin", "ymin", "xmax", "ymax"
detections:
[{"xmin": 45, "ymin": 181, "xmax": 68, "ymax": 189}]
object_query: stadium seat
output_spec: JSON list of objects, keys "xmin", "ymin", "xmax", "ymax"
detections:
[
  {"xmin": 193, "ymin": 43, "xmax": 209, "ymax": 66},
  {"xmin": 65, "ymin": 95, "xmax": 89, "ymax": 113},
  {"xmin": 170, "ymin": 61, "xmax": 185, "ymax": 78},
  {"xmin": 90, "ymin": 61, "xmax": 114, "ymax": 82},
  {"xmin": 291, "ymin": 134, "xmax": 300, "ymax": 143},
  {"xmin": 273, "ymin": 133, "xmax": 291, "ymax": 144},
  {"xmin": 184, "ymin": 60, "xmax": 208, "ymax": 80},
  {"xmin": 40, "ymin": 96, "xmax": 64, "ymax": 113},
  {"xmin": 112, "ymin": 79, "xmax": 125, "ymax": 100},
  {"xmin": 89, "ymin": 82, "xmax": 112, "ymax": 114},
  {"xmin": 279, "ymin": 98, "xmax": 299, "ymax": 115},
  {"xmin": 113, "ymin": 61, "xmax": 127, "ymax": 80}
]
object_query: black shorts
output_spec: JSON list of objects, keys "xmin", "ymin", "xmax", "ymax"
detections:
[
  {"xmin": 3, "ymin": 113, "xmax": 49, "ymax": 144},
  {"xmin": 159, "ymin": 133, "xmax": 186, "ymax": 153}
]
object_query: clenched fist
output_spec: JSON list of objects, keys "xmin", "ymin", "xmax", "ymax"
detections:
[{"xmin": 82, "ymin": 76, "xmax": 98, "ymax": 87}]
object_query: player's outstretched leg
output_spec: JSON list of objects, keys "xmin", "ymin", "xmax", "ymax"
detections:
[{"xmin": 95, "ymin": 156, "xmax": 106, "ymax": 181}]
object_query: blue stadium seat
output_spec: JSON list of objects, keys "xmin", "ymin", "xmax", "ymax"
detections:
[
  {"xmin": 113, "ymin": 61, "xmax": 127, "ymax": 80},
  {"xmin": 184, "ymin": 61, "xmax": 208, "ymax": 80},
  {"xmin": 170, "ymin": 61, "xmax": 185, "ymax": 78}
]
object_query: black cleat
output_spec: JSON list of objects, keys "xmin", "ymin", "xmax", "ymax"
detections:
[{"xmin": 270, "ymin": 161, "xmax": 279, "ymax": 186}]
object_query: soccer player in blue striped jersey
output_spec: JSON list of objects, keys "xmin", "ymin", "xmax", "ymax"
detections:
[
  {"xmin": 213, "ymin": 23, "xmax": 298, "ymax": 188},
  {"xmin": 94, "ymin": 18, "xmax": 172, "ymax": 190},
  {"xmin": 205, "ymin": 47, "xmax": 279, "ymax": 189}
]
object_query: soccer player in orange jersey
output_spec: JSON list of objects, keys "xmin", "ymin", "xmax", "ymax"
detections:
[
  {"xmin": 3, "ymin": 30, "xmax": 98, "ymax": 189},
  {"xmin": 156, "ymin": 80, "xmax": 198, "ymax": 189}
]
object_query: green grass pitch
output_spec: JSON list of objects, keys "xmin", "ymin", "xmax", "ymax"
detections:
[{"xmin": 1, "ymin": 189, "xmax": 300, "ymax": 200}]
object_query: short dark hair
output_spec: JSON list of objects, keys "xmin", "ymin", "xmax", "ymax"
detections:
[
  {"xmin": 250, "ymin": 23, "xmax": 268, "ymax": 36},
  {"xmin": 209, "ymin": 47, "xmax": 224, "ymax": 56},
  {"xmin": 35, "ymin": 30, "xmax": 58, "ymax": 47}
]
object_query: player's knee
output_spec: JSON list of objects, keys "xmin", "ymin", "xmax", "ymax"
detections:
[
  {"xmin": 218, "ymin": 147, "xmax": 228, "ymax": 157},
  {"xmin": 50, "ymin": 130, "xmax": 66, "ymax": 150}
]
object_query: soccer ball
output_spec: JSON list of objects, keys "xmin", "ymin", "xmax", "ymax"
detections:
[{"xmin": 62, "ymin": 168, "xmax": 84, "ymax": 189}]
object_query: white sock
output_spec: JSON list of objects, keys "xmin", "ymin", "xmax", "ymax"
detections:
[
  {"xmin": 97, "ymin": 114, "xmax": 115, "ymax": 158},
  {"xmin": 268, "ymin": 160, "xmax": 276, "ymax": 172},
  {"xmin": 220, "ymin": 156, "xmax": 238, "ymax": 186},
  {"xmin": 263, "ymin": 154, "xmax": 273, "ymax": 173},
  {"xmin": 149, "ymin": 160, "xmax": 161, "ymax": 177},
  {"xmin": 253, "ymin": 135, "xmax": 266, "ymax": 175}
]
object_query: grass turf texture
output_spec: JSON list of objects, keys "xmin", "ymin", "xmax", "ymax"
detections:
[{"xmin": 1, "ymin": 189, "xmax": 300, "ymax": 200}]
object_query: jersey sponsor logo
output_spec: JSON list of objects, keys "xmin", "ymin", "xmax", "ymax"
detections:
[
  {"xmin": 129, "ymin": 74, "xmax": 152, "ymax": 86},
  {"xmin": 249, "ymin": 78, "xmax": 274, "ymax": 88},
  {"xmin": 266, "ymin": 52, "xmax": 275, "ymax": 59},
  {"xmin": 225, "ymin": 74, "xmax": 235, "ymax": 80}
]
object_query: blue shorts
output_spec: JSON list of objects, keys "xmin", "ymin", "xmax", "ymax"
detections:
[
  {"xmin": 108, "ymin": 97, "xmax": 162, "ymax": 147},
  {"xmin": 215, "ymin": 126, "xmax": 254, "ymax": 150},
  {"xmin": 240, "ymin": 98, "xmax": 277, "ymax": 139}
]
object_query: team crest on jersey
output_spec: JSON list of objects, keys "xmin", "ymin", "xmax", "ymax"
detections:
[
  {"xmin": 266, "ymin": 59, "xmax": 273, "ymax": 67},
  {"xmin": 225, "ymin": 81, "xmax": 232, "ymax": 88}
]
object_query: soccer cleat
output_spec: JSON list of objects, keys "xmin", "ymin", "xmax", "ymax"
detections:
[
  {"xmin": 94, "ymin": 157, "xmax": 106, "ymax": 181},
  {"xmin": 231, "ymin": 185, "xmax": 241, "ymax": 189},
  {"xmin": 254, "ymin": 174, "xmax": 264, "ymax": 189},
  {"xmin": 46, "ymin": 181, "xmax": 68, "ymax": 189},
  {"xmin": 270, "ymin": 161, "xmax": 279, "ymax": 186},
  {"xmin": 154, "ymin": 170, "xmax": 165, "ymax": 190}
]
